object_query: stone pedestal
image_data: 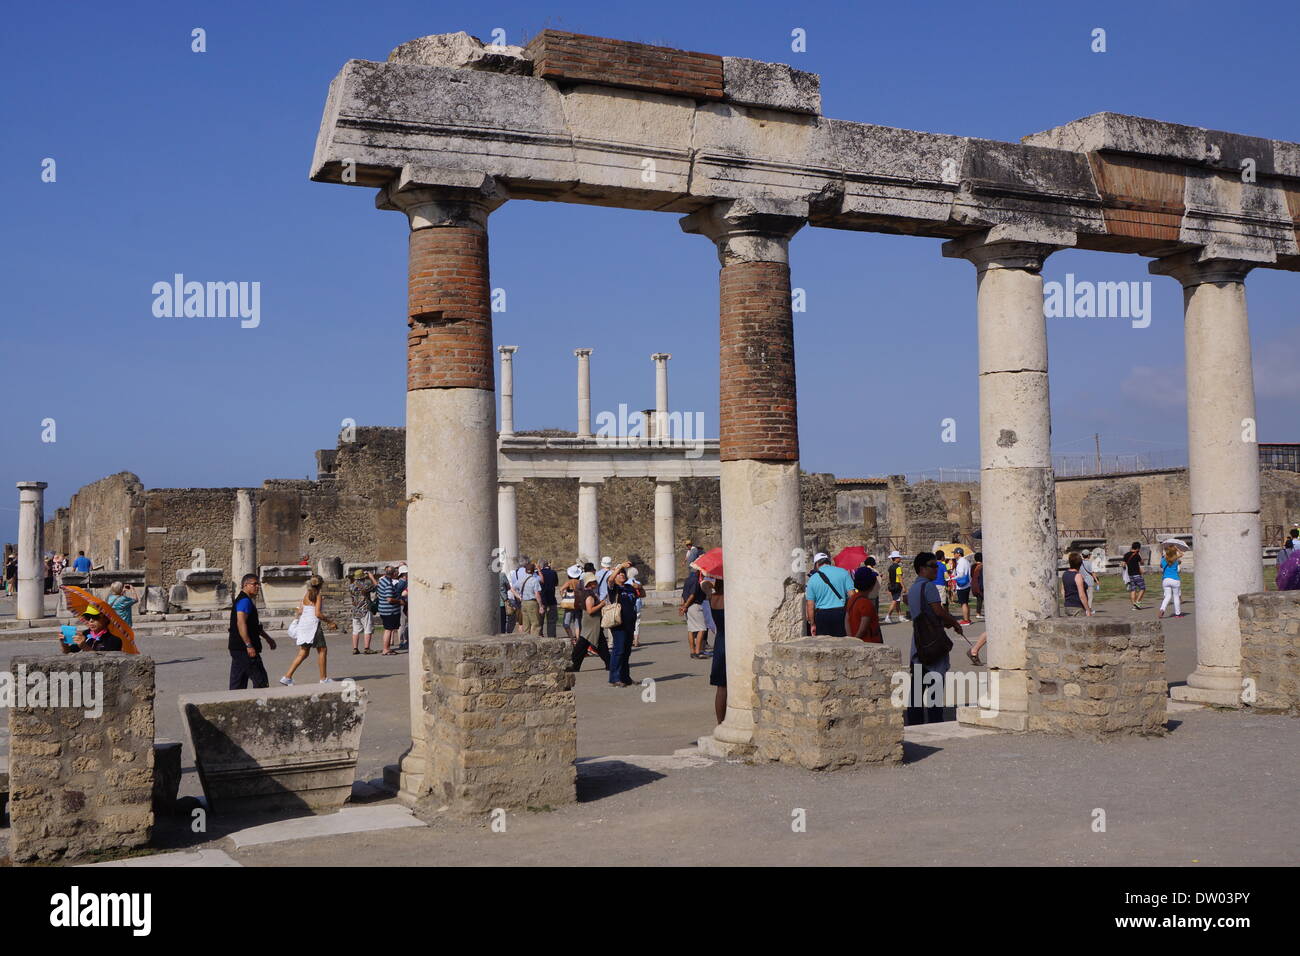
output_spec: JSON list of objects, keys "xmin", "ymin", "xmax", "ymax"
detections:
[
  {"xmin": 1025, "ymin": 618, "xmax": 1167, "ymax": 738},
  {"xmin": 8, "ymin": 654, "xmax": 156, "ymax": 864},
  {"xmin": 1239, "ymin": 591, "xmax": 1300, "ymax": 714},
  {"xmin": 419, "ymin": 635, "xmax": 576, "ymax": 815},
  {"xmin": 752, "ymin": 638, "xmax": 904, "ymax": 770},
  {"xmin": 258, "ymin": 565, "xmax": 313, "ymax": 609},
  {"xmin": 171, "ymin": 568, "xmax": 228, "ymax": 610},
  {"xmin": 178, "ymin": 683, "xmax": 367, "ymax": 813}
]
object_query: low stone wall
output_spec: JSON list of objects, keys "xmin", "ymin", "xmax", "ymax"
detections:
[
  {"xmin": 1239, "ymin": 591, "xmax": 1300, "ymax": 715},
  {"xmin": 178, "ymin": 683, "xmax": 366, "ymax": 813},
  {"xmin": 752, "ymin": 637, "xmax": 904, "ymax": 771},
  {"xmin": 1026, "ymin": 619, "xmax": 1166, "ymax": 738},
  {"xmin": 421, "ymin": 635, "xmax": 576, "ymax": 814},
  {"xmin": 7, "ymin": 654, "xmax": 156, "ymax": 864}
]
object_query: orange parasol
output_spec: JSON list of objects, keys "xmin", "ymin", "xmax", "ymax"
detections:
[
  {"xmin": 690, "ymin": 547, "xmax": 724, "ymax": 579},
  {"xmin": 60, "ymin": 585, "xmax": 139, "ymax": 654}
]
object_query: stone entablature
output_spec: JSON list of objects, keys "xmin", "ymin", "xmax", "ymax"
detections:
[{"xmin": 1239, "ymin": 591, "xmax": 1300, "ymax": 715}]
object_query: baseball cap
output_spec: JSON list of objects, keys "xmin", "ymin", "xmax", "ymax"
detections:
[
  {"xmin": 83, "ymin": 604, "xmax": 102, "ymax": 616},
  {"xmin": 813, "ymin": 552, "xmax": 829, "ymax": 563},
  {"xmin": 889, "ymin": 550, "xmax": 902, "ymax": 559}
]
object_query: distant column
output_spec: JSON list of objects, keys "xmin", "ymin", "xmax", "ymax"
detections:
[
  {"xmin": 499, "ymin": 345, "xmax": 518, "ymax": 437},
  {"xmin": 498, "ymin": 481, "xmax": 519, "ymax": 573},
  {"xmin": 574, "ymin": 348, "xmax": 593, "ymax": 439},
  {"xmin": 16, "ymin": 482, "xmax": 48, "ymax": 621},
  {"xmin": 577, "ymin": 479, "xmax": 602, "ymax": 565},
  {"xmin": 654, "ymin": 479, "xmax": 677, "ymax": 591},
  {"xmin": 652, "ymin": 353, "xmax": 671, "ymax": 444},
  {"xmin": 232, "ymin": 489, "xmax": 256, "ymax": 586}
]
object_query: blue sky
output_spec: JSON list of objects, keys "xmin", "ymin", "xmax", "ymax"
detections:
[{"xmin": 4, "ymin": 0, "xmax": 1299, "ymax": 539}]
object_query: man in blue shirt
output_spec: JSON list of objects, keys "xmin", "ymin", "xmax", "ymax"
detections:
[
  {"xmin": 228, "ymin": 573, "xmax": 277, "ymax": 689},
  {"xmin": 73, "ymin": 551, "xmax": 92, "ymax": 573},
  {"xmin": 805, "ymin": 553, "xmax": 855, "ymax": 637}
]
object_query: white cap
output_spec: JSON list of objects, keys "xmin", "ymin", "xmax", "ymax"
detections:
[
  {"xmin": 889, "ymin": 550, "xmax": 902, "ymax": 558},
  {"xmin": 397, "ymin": 564, "xmax": 408, "ymax": 574},
  {"xmin": 813, "ymin": 552, "xmax": 829, "ymax": 563},
  {"xmin": 626, "ymin": 567, "xmax": 639, "ymax": 581},
  {"xmin": 567, "ymin": 564, "xmax": 582, "ymax": 579},
  {"xmin": 600, "ymin": 556, "xmax": 612, "ymax": 568}
]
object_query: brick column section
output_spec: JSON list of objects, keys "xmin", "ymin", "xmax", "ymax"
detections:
[
  {"xmin": 377, "ymin": 170, "xmax": 507, "ymax": 805},
  {"xmin": 681, "ymin": 198, "xmax": 807, "ymax": 755},
  {"xmin": 944, "ymin": 224, "xmax": 1071, "ymax": 732}
]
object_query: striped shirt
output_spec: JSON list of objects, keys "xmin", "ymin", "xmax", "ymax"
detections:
[{"xmin": 377, "ymin": 575, "xmax": 401, "ymax": 615}]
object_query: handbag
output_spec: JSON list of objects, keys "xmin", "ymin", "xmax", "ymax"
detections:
[
  {"xmin": 600, "ymin": 599, "xmax": 623, "ymax": 629},
  {"xmin": 287, "ymin": 616, "xmax": 301, "ymax": 641},
  {"xmin": 560, "ymin": 593, "xmax": 576, "ymax": 611},
  {"xmin": 912, "ymin": 609, "xmax": 953, "ymax": 666}
]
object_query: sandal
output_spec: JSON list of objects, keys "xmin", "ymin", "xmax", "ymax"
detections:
[
  {"xmin": 363, "ymin": 649, "xmax": 377, "ymax": 655},
  {"xmin": 967, "ymin": 650, "xmax": 982, "ymax": 666}
]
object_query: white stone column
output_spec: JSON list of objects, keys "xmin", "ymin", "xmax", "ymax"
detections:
[
  {"xmin": 231, "ymin": 489, "xmax": 256, "ymax": 586},
  {"xmin": 681, "ymin": 198, "xmax": 808, "ymax": 754},
  {"xmin": 652, "ymin": 352, "xmax": 671, "ymax": 444},
  {"xmin": 577, "ymin": 478, "xmax": 602, "ymax": 565},
  {"xmin": 944, "ymin": 225, "xmax": 1071, "ymax": 730},
  {"xmin": 498, "ymin": 345, "xmax": 517, "ymax": 437},
  {"xmin": 497, "ymin": 480, "xmax": 519, "ymax": 573},
  {"xmin": 574, "ymin": 348, "xmax": 593, "ymax": 439},
  {"xmin": 653, "ymin": 478, "xmax": 677, "ymax": 591},
  {"xmin": 378, "ymin": 171, "xmax": 505, "ymax": 803},
  {"xmin": 16, "ymin": 482, "xmax": 47, "ymax": 621},
  {"xmin": 1150, "ymin": 252, "xmax": 1264, "ymax": 706}
]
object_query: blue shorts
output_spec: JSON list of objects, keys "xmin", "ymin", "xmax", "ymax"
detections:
[{"xmin": 1126, "ymin": 574, "xmax": 1146, "ymax": 592}]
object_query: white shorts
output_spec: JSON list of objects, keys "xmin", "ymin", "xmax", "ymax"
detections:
[
  {"xmin": 686, "ymin": 603, "xmax": 707, "ymax": 631},
  {"xmin": 351, "ymin": 612, "xmax": 373, "ymax": 635}
]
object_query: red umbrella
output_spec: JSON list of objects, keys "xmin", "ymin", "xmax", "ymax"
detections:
[
  {"xmin": 691, "ymin": 547, "xmax": 724, "ymax": 579},
  {"xmin": 833, "ymin": 546, "xmax": 868, "ymax": 572}
]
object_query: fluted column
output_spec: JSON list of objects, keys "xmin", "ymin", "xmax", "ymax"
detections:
[
  {"xmin": 377, "ymin": 170, "xmax": 506, "ymax": 802},
  {"xmin": 1150, "ymin": 252, "xmax": 1264, "ymax": 706},
  {"xmin": 574, "ymin": 348, "xmax": 593, "ymax": 439},
  {"xmin": 681, "ymin": 198, "xmax": 807, "ymax": 754},
  {"xmin": 16, "ymin": 482, "xmax": 47, "ymax": 621},
  {"xmin": 944, "ymin": 225, "xmax": 1071, "ymax": 730}
]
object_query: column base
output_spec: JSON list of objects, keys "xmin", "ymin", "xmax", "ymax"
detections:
[
  {"xmin": 957, "ymin": 669, "xmax": 1028, "ymax": 731},
  {"xmin": 956, "ymin": 706, "xmax": 1028, "ymax": 731},
  {"xmin": 1170, "ymin": 683, "xmax": 1242, "ymax": 708},
  {"xmin": 385, "ymin": 745, "xmax": 427, "ymax": 807},
  {"xmin": 698, "ymin": 712, "xmax": 756, "ymax": 758},
  {"xmin": 697, "ymin": 734, "xmax": 755, "ymax": 759}
]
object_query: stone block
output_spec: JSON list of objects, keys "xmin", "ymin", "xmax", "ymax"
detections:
[
  {"xmin": 178, "ymin": 683, "xmax": 366, "ymax": 813},
  {"xmin": 152, "ymin": 741, "xmax": 182, "ymax": 814},
  {"xmin": 721, "ymin": 56, "xmax": 820, "ymax": 115},
  {"xmin": 172, "ymin": 568, "xmax": 228, "ymax": 610},
  {"xmin": 1239, "ymin": 591, "xmax": 1300, "ymax": 714},
  {"xmin": 258, "ymin": 565, "xmax": 314, "ymax": 609},
  {"xmin": 752, "ymin": 637, "xmax": 904, "ymax": 771},
  {"xmin": 8, "ymin": 654, "xmax": 156, "ymax": 864},
  {"xmin": 419, "ymin": 634, "xmax": 575, "ymax": 815},
  {"xmin": 1027, "ymin": 618, "xmax": 1166, "ymax": 739}
]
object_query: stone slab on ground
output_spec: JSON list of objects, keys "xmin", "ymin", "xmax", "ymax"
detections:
[
  {"xmin": 81, "ymin": 849, "xmax": 242, "ymax": 867},
  {"xmin": 178, "ymin": 682, "xmax": 367, "ymax": 814},
  {"xmin": 227, "ymin": 805, "xmax": 423, "ymax": 848}
]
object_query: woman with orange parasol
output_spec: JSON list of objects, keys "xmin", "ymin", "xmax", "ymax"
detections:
[{"xmin": 59, "ymin": 584, "xmax": 139, "ymax": 654}]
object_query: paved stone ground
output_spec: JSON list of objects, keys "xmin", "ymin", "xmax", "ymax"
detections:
[{"xmin": 2, "ymin": 592, "xmax": 1294, "ymax": 866}]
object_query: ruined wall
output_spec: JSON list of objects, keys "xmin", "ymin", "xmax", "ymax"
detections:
[
  {"xmin": 146, "ymin": 488, "xmax": 239, "ymax": 587},
  {"xmin": 49, "ymin": 472, "xmax": 145, "ymax": 569}
]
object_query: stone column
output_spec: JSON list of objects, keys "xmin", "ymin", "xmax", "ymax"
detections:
[
  {"xmin": 574, "ymin": 348, "xmax": 593, "ymax": 439},
  {"xmin": 653, "ymin": 478, "xmax": 677, "ymax": 591},
  {"xmin": 377, "ymin": 169, "xmax": 506, "ymax": 802},
  {"xmin": 681, "ymin": 198, "xmax": 807, "ymax": 754},
  {"xmin": 16, "ymin": 482, "xmax": 47, "ymax": 621},
  {"xmin": 498, "ymin": 345, "xmax": 517, "ymax": 438},
  {"xmin": 1150, "ymin": 252, "xmax": 1264, "ymax": 706},
  {"xmin": 577, "ymin": 478, "xmax": 601, "ymax": 565},
  {"xmin": 497, "ymin": 480, "xmax": 519, "ymax": 573},
  {"xmin": 652, "ymin": 352, "xmax": 671, "ymax": 444},
  {"xmin": 943, "ymin": 225, "xmax": 1071, "ymax": 730},
  {"xmin": 231, "ymin": 489, "xmax": 256, "ymax": 586}
]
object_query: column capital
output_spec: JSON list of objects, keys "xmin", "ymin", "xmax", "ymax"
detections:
[
  {"xmin": 942, "ymin": 224, "xmax": 1075, "ymax": 274},
  {"xmin": 577, "ymin": 476, "xmax": 605, "ymax": 487},
  {"xmin": 680, "ymin": 197, "xmax": 808, "ymax": 266},
  {"xmin": 16, "ymin": 481, "xmax": 48, "ymax": 492},
  {"xmin": 651, "ymin": 352, "xmax": 672, "ymax": 362},
  {"xmin": 1148, "ymin": 250, "xmax": 1259, "ymax": 287},
  {"xmin": 653, "ymin": 476, "xmax": 680, "ymax": 486},
  {"xmin": 573, "ymin": 347, "xmax": 593, "ymax": 358},
  {"xmin": 376, "ymin": 165, "xmax": 507, "ymax": 230},
  {"xmin": 498, "ymin": 345, "xmax": 518, "ymax": 356},
  {"xmin": 497, "ymin": 477, "xmax": 523, "ymax": 487}
]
